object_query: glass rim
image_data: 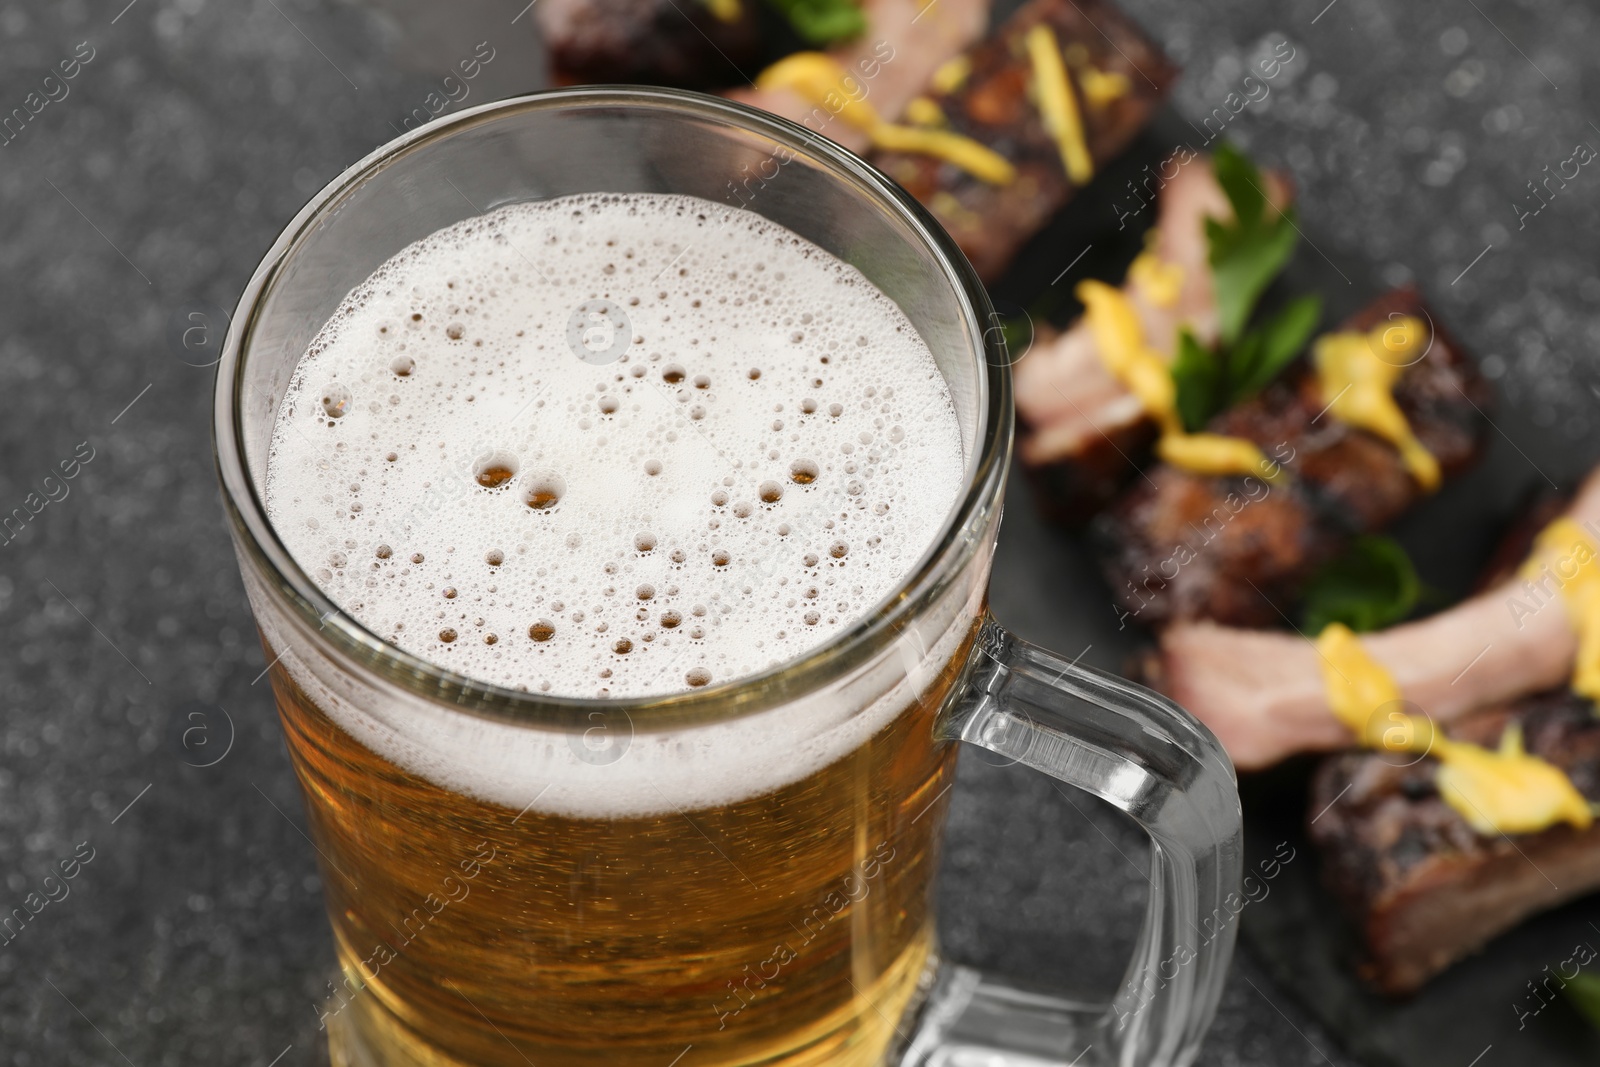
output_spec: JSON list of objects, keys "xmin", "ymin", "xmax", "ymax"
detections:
[{"xmin": 213, "ymin": 85, "xmax": 1013, "ymax": 731}]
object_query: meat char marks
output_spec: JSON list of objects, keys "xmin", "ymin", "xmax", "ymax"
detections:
[
  {"xmin": 1096, "ymin": 288, "xmax": 1491, "ymax": 630},
  {"xmin": 1309, "ymin": 691, "xmax": 1600, "ymax": 995},
  {"xmin": 537, "ymin": 0, "xmax": 762, "ymax": 89},
  {"xmin": 869, "ymin": 0, "xmax": 1177, "ymax": 280}
]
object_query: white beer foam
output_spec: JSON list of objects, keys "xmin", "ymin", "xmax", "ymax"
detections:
[
  {"xmin": 265, "ymin": 193, "xmax": 965, "ymax": 701},
  {"xmin": 254, "ymin": 574, "xmax": 981, "ymax": 817}
]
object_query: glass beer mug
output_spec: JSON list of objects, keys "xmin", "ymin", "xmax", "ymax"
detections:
[{"xmin": 214, "ymin": 87, "xmax": 1242, "ymax": 1067}]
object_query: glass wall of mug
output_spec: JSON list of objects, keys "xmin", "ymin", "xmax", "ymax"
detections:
[{"xmin": 217, "ymin": 88, "xmax": 1010, "ymax": 1067}]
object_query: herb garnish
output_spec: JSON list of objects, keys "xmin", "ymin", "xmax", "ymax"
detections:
[
  {"xmin": 762, "ymin": 0, "xmax": 866, "ymax": 45},
  {"xmin": 1302, "ymin": 535, "xmax": 1422, "ymax": 634},
  {"xmin": 1170, "ymin": 143, "xmax": 1321, "ymax": 432}
]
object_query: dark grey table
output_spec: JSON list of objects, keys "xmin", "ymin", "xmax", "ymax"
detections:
[{"xmin": 2, "ymin": 0, "xmax": 1594, "ymax": 1063}]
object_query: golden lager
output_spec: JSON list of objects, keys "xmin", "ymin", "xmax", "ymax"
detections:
[
  {"xmin": 269, "ymin": 628, "xmax": 972, "ymax": 1067},
  {"xmin": 256, "ymin": 191, "xmax": 974, "ymax": 1065}
]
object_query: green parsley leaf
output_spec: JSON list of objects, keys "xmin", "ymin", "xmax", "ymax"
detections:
[
  {"xmin": 761, "ymin": 0, "xmax": 867, "ymax": 45},
  {"xmin": 1206, "ymin": 142, "xmax": 1301, "ymax": 347},
  {"xmin": 1565, "ymin": 970, "xmax": 1600, "ymax": 1032},
  {"xmin": 1167, "ymin": 295, "xmax": 1322, "ymax": 431},
  {"xmin": 1301, "ymin": 536, "xmax": 1422, "ymax": 634},
  {"xmin": 1208, "ymin": 211, "xmax": 1300, "ymax": 348},
  {"xmin": 1228, "ymin": 294, "xmax": 1322, "ymax": 403},
  {"xmin": 1171, "ymin": 328, "xmax": 1224, "ymax": 433},
  {"xmin": 1211, "ymin": 142, "xmax": 1266, "ymax": 229}
]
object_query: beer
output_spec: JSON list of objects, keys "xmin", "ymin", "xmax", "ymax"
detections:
[{"xmin": 260, "ymin": 194, "xmax": 973, "ymax": 1066}]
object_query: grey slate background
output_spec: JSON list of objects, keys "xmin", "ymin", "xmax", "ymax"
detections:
[{"xmin": 1, "ymin": 0, "xmax": 1596, "ymax": 1063}]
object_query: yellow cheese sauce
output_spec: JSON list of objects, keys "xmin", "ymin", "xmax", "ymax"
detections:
[
  {"xmin": 1024, "ymin": 24, "xmax": 1093, "ymax": 186},
  {"xmin": 1079, "ymin": 66, "xmax": 1131, "ymax": 109},
  {"xmin": 755, "ymin": 53, "xmax": 1015, "ymax": 185},
  {"xmin": 1128, "ymin": 247, "xmax": 1183, "ymax": 308},
  {"xmin": 1316, "ymin": 623, "xmax": 1593, "ymax": 836},
  {"xmin": 1076, "ymin": 279, "xmax": 1282, "ymax": 482},
  {"xmin": 1313, "ymin": 317, "xmax": 1441, "ymax": 491},
  {"xmin": 1517, "ymin": 517, "xmax": 1600, "ymax": 702},
  {"xmin": 930, "ymin": 55, "xmax": 971, "ymax": 95},
  {"xmin": 904, "ymin": 95, "xmax": 946, "ymax": 127}
]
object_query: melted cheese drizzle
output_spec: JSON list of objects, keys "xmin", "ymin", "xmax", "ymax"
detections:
[
  {"xmin": 904, "ymin": 95, "xmax": 945, "ymax": 127},
  {"xmin": 1313, "ymin": 317, "xmax": 1441, "ymax": 491},
  {"xmin": 1518, "ymin": 517, "xmax": 1600, "ymax": 702},
  {"xmin": 1079, "ymin": 66, "xmax": 1131, "ymax": 109},
  {"xmin": 756, "ymin": 53, "xmax": 1016, "ymax": 185},
  {"xmin": 1316, "ymin": 623, "xmax": 1593, "ymax": 836},
  {"xmin": 1024, "ymin": 24, "xmax": 1093, "ymax": 186},
  {"xmin": 930, "ymin": 55, "xmax": 971, "ymax": 94},
  {"xmin": 1129, "ymin": 247, "xmax": 1183, "ymax": 308},
  {"xmin": 1076, "ymin": 279, "xmax": 1282, "ymax": 482}
]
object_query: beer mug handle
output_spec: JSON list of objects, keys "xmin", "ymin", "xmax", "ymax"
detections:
[{"xmin": 903, "ymin": 615, "xmax": 1243, "ymax": 1067}]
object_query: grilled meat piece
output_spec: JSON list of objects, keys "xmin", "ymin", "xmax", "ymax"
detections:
[
  {"xmin": 538, "ymin": 0, "xmax": 763, "ymax": 89},
  {"xmin": 1095, "ymin": 287, "xmax": 1490, "ymax": 630},
  {"xmin": 1308, "ymin": 691, "xmax": 1600, "ymax": 996},
  {"xmin": 868, "ymin": 0, "xmax": 1177, "ymax": 280},
  {"xmin": 1016, "ymin": 157, "xmax": 1292, "ymax": 522},
  {"xmin": 1153, "ymin": 466, "xmax": 1600, "ymax": 771},
  {"xmin": 728, "ymin": 0, "xmax": 990, "ymax": 156}
]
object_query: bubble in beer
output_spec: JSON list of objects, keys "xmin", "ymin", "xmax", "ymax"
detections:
[
  {"xmin": 264, "ymin": 192, "xmax": 964, "ymax": 702},
  {"xmin": 523, "ymin": 472, "xmax": 565, "ymax": 510},
  {"xmin": 475, "ymin": 451, "xmax": 518, "ymax": 489},
  {"xmin": 320, "ymin": 383, "xmax": 352, "ymax": 419}
]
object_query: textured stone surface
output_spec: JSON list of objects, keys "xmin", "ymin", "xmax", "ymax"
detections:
[{"xmin": 0, "ymin": 0, "xmax": 1593, "ymax": 1063}]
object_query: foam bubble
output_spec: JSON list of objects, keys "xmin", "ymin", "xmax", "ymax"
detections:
[{"xmin": 265, "ymin": 193, "xmax": 965, "ymax": 699}]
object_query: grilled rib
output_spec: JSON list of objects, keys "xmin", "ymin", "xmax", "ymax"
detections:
[
  {"xmin": 728, "ymin": 0, "xmax": 990, "ymax": 155},
  {"xmin": 1308, "ymin": 691, "xmax": 1600, "ymax": 996},
  {"xmin": 537, "ymin": 0, "xmax": 764, "ymax": 89},
  {"xmin": 1015, "ymin": 155, "xmax": 1292, "ymax": 522},
  {"xmin": 1094, "ymin": 287, "xmax": 1490, "ymax": 630},
  {"xmin": 867, "ymin": 0, "xmax": 1177, "ymax": 280},
  {"xmin": 1152, "ymin": 466, "xmax": 1600, "ymax": 771}
]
